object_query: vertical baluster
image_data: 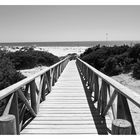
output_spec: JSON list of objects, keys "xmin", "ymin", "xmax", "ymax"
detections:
[
  {"xmin": 60, "ymin": 64, "xmax": 62, "ymax": 75},
  {"xmin": 90, "ymin": 71, "xmax": 94, "ymax": 93},
  {"xmin": 30, "ymin": 80, "xmax": 37, "ymax": 114},
  {"xmin": 56, "ymin": 66, "xmax": 58, "ymax": 81},
  {"xmin": 48, "ymin": 70, "xmax": 52, "ymax": 92},
  {"xmin": 58, "ymin": 65, "xmax": 60, "ymax": 77},
  {"xmin": 52, "ymin": 68, "xmax": 55, "ymax": 86},
  {"xmin": 50, "ymin": 69, "xmax": 53, "ymax": 87},
  {"xmin": 97, "ymin": 79, "xmax": 102, "ymax": 114},
  {"xmin": 59, "ymin": 64, "xmax": 61, "ymax": 77},
  {"xmin": 86, "ymin": 67, "xmax": 88, "ymax": 81},
  {"xmin": 45, "ymin": 71, "xmax": 50, "ymax": 93},
  {"xmin": 101, "ymin": 80, "xmax": 108, "ymax": 115},
  {"xmin": 87, "ymin": 68, "xmax": 90, "ymax": 86},
  {"xmin": 94, "ymin": 74, "xmax": 99, "ymax": 101},
  {"xmin": 24, "ymin": 84, "xmax": 30, "ymax": 100},
  {"xmin": 41, "ymin": 74, "xmax": 46, "ymax": 101},
  {"xmin": 88, "ymin": 70, "xmax": 91, "ymax": 87}
]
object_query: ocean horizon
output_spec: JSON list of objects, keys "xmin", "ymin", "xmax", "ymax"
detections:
[{"xmin": 0, "ymin": 40, "xmax": 140, "ymax": 47}]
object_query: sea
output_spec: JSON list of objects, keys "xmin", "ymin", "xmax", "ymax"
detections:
[{"xmin": 0, "ymin": 40, "xmax": 140, "ymax": 57}]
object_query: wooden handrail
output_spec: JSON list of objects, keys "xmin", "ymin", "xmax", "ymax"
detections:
[
  {"xmin": 76, "ymin": 57, "xmax": 140, "ymax": 134},
  {"xmin": 76, "ymin": 58, "xmax": 140, "ymax": 108},
  {"xmin": 0, "ymin": 56, "xmax": 70, "ymax": 134}
]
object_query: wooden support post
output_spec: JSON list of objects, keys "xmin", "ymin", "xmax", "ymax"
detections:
[
  {"xmin": 46, "ymin": 71, "xmax": 51, "ymax": 93},
  {"xmin": 9, "ymin": 92, "xmax": 20, "ymax": 134},
  {"xmin": 101, "ymin": 80, "xmax": 107, "ymax": 115},
  {"xmin": 112, "ymin": 119, "xmax": 132, "ymax": 135},
  {"xmin": 117, "ymin": 94, "xmax": 136, "ymax": 134},
  {"xmin": 49, "ymin": 70, "xmax": 52, "ymax": 91},
  {"xmin": 0, "ymin": 115, "xmax": 17, "ymax": 135},
  {"xmin": 30, "ymin": 80, "xmax": 37, "ymax": 114},
  {"xmin": 94, "ymin": 74, "xmax": 99, "ymax": 101},
  {"xmin": 41, "ymin": 74, "xmax": 46, "ymax": 101}
]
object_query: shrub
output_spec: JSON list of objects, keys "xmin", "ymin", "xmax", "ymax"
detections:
[
  {"xmin": 6, "ymin": 48, "xmax": 60, "ymax": 70},
  {"xmin": 102, "ymin": 57, "xmax": 122, "ymax": 76},
  {"xmin": 0, "ymin": 57, "xmax": 25, "ymax": 90},
  {"xmin": 128, "ymin": 44, "xmax": 140, "ymax": 61},
  {"xmin": 132, "ymin": 59, "xmax": 140, "ymax": 79},
  {"xmin": 80, "ymin": 44, "xmax": 131, "ymax": 76}
]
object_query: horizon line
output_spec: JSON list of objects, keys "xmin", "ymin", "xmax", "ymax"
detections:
[{"xmin": 0, "ymin": 40, "xmax": 140, "ymax": 44}]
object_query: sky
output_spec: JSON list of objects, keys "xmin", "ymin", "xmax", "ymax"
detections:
[{"xmin": 0, "ymin": 5, "xmax": 140, "ymax": 42}]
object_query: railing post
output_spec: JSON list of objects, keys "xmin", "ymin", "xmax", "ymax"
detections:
[
  {"xmin": 117, "ymin": 94, "xmax": 136, "ymax": 134},
  {"xmin": 9, "ymin": 92, "xmax": 20, "ymax": 134},
  {"xmin": 30, "ymin": 80, "xmax": 37, "ymax": 114},
  {"xmin": 94, "ymin": 74, "xmax": 99, "ymax": 101},
  {"xmin": 0, "ymin": 115, "xmax": 17, "ymax": 135},
  {"xmin": 101, "ymin": 80, "xmax": 107, "ymax": 114},
  {"xmin": 46, "ymin": 71, "xmax": 51, "ymax": 93},
  {"xmin": 49, "ymin": 70, "xmax": 52, "ymax": 91},
  {"xmin": 41, "ymin": 74, "xmax": 46, "ymax": 101},
  {"xmin": 112, "ymin": 119, "xmax": 132, "ymax": 134}
]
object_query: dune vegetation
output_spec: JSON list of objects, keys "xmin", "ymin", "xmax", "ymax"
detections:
[
  {"xmin": 0, "ymin": 47, "xmax": 60, "ymax": 90},
  {"xmin": 80, "ymin": 43, "xmax": 140, "ymax": 79}
]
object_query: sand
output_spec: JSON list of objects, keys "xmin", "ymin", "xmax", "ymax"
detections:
[{"xmin": 20, "ymin": 66, "xmax": 48, "ymax": 77}]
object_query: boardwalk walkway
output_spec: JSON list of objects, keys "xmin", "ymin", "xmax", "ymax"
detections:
[{"xmin": 21, "ymin": 60, "xmax": 111, "ymax": 135}]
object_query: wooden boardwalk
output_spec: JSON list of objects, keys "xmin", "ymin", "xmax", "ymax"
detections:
[{"xmin": 21, "ymin": 61, "xmax": 111, "ymax": 135}]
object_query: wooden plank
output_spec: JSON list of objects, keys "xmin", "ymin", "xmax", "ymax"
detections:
[
  {"xmin": 36, "ymin": 114, "xmax": 93, "ymax": 117},
  {"xmin": 25, "ymin": 120, "xmax": 96, "ymax": 125},
  {"xmin": 34, "ymin": 116, "xmax": 95, "ymax": 119},
  {"xmin": 43, "ymin": 101, "xmax": 88, "ymax": 103},
  {"xmin": 38, "ymin": 110, "xmax": 91, "ymax": 114},
  {"xmin": 34, "ymin": 117, "xmax": 94, "ymax": 121},
  {"xmin": 23, "ymin": 124, "xmax": 98, "ymax": 129},
  {"xmin": 39, "ymin": 104, "xmax": 89, "ymax": 107},
  {"xmin": 21, "ymin": 128, "xmax": 101, "ymax": 134}
]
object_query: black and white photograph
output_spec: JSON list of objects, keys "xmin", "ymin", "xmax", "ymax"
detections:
[{"xmin": 0, "ymin": 1, "xmax": 140, "ymax": 136}]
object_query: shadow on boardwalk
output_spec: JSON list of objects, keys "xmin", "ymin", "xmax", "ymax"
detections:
[{"xmin": 77, "ymin": 65, "xmax": 111, "ymax": 135}]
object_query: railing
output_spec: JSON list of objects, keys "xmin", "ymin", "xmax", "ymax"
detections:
[
  {"xmin": 0, "ymin": 57, "xmax": 70, "ymax": 134},
  {"xmin": 76, "ymin": 57, "xmax": 140, "ymax": 134}
]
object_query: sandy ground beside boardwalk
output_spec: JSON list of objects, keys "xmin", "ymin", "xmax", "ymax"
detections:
[
  {"xmin": 112, "ymin": 73, "xmax": 140, "ymax": 134},
  {"xmin": 20, "ymin": 66, "xmax": 48, "ymax": 77},
  {"xmin": 20, "ymin": 66, "xmax": 48, "ymax": 89}
]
